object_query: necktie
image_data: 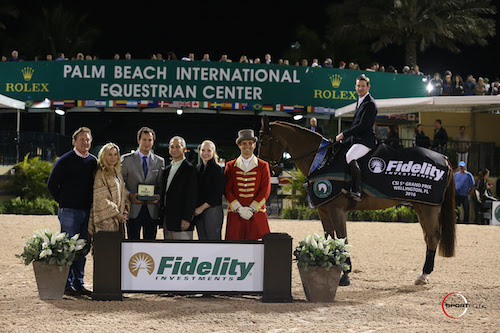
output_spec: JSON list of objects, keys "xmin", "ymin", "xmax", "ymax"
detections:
[{"xmin": 142, "ymin": 156, "xmax": 148, "ymax": 177}]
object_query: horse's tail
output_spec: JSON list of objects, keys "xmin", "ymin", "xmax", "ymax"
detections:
[{"xmin": 439, "ymin": 168, "xmax": 456, "ymax": 257}]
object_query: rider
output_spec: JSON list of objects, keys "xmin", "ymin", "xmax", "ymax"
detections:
[{"xmin": 335, "ymin": 75, "xmax": 378, "ymax": 201}]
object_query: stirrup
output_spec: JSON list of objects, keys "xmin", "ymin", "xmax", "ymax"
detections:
[{"xmin": 349, "ymin": 190, "xmax": 361, "ymax": 201}]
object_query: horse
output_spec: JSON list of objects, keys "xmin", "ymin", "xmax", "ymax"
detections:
[{"xmin": 258, "ymin": 117, "xmax": 456, "ymax": 286}]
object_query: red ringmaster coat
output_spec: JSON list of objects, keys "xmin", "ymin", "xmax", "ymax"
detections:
[{"xmin": 224, "ymin": 155, "xmax": 271, "ymax": 240}]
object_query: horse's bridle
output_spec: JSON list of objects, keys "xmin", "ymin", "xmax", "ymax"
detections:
[{"xmin": 259, "ymin": 128, "xmax": 338, "ymax": 174}]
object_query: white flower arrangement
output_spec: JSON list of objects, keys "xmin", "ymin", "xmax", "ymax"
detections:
[
  {"xmin": 294, "ymin": 233, "xmax": 351, "ymax": 271},
  {"xmin": 16, "ymin": 229, "xmax": 87, "ymax": 271}
]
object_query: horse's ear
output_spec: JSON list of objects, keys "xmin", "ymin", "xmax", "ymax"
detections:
[{"xmin": 261, "ymin": 115, "xmax": 270, "ymax": 131}]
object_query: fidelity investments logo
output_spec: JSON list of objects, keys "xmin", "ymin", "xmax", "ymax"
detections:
[
  {"xmin": 128, "ymin": 252, "xmax": 255, "ymax": 281},
  {"xmin": 5, "ymin": 66, "xmax": 50, "ymax": 93}
]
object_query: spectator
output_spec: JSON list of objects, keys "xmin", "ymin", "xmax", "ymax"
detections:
[
  {"xmin": 412, "ymin": 65, "xmax": 424, "ymax": 75},
  {"xmin": 283, "ymin": 59, "xmax": 290, "ymax": 65},
  {"xmin": 429, "ymin": 73, "xmax": 443, "ymax": 96},
  {"xmin": 463, "ymin": 75, "xmax": 476, "ymax": 95},
  {"xmin": 484, "ymin": 78, "xmax": 490, "ymax": 93},
  {"xmin": 414, "ymin": 124, "xmax": 430, "ymax": 148},
  {"xmin": 8, "ymin": 50, "xmax": 20, "ymax": 61},
  {"xmin": 85, "ymin": 55, "xmax": 93, "ymax": 60},
  {"xmin": 124, "ymin": 52, "xmax": 132, "ymax": 60},
  {"xmin": 46, "ymin": 54, "xmax": 53, "ymax": 61},
  {"xmin": 432, "ymin": 119, "xmax": 448, "ymax": 154},
  {"xmin": 219, "ymin": 54, "xmax": 228, "ymax": 62},
  {"xmin": 113, "ymin": 53, "xmax": 120, "ymax": 60},
  {"xmin": 474, "ymin": 77, "xmax": 487, "ymax": 95},
  {"xmin": 477, "ymin": 169, "xmax": 498, "ymax": 203},
  {"xmin": 277, "ymin": 58, "xmax": 283, "ymax": 65},
  {"xmin": 166, "ymin": 52, "xmax": 177, "ymax": 60},
  {"xmin": 366, "ymin": 62, "xmax": 379, "ymax": 72},
  {"xmin": 402, "ymin": 66, "xmax": 410, "ymax": 74},
  {"xmin": 301, "ymin": 58, "xmax": 308, "ymax": 66},
  {"xmin": 264, "ymin": 53, "xmax": 272, "ymax": 64},
  {"xmin": 490, "ymin": 79, "xmax": 499, "ymax": 95},
  {"xmin": 454, "ymin": 161, "xmax": 475, "ymax": 224},
  {"xmin": 442, "ymin": 75, "xmax": 453, "ymax": 96},
  {"xmin": 56, "ymin": 52, "xmax": 66, "ymax": 61},
  {"xmin": 308, "ymin": 117, "xmax": 324, "ymax": 135},
  {"xmin": 1, "ymin": 56, "xmax": 6, "ymax": 62},
  {"xmin": 451, "ymin": 75, "xmax": 464, "ymax": 96},
  {"xmin": 386, "ymin": 65, "xmax": 397, "ymax": 73},
  {"xmin": 194, "ymin": 140, "xmax": 225, "ymax": 240},
  {"xmin": 385, "ymin": 126, "xmax": 400, "ymax": 149},
  {"xmin": 348, "ymin": 62, "xmax": 355, "ymax": 69},
  {"xmin": 311, "ymin": 58, "xmax": 321, "ymax": 67},
  {"xmin": 454, "ymin": 126, "xmax": 471, "ymax": 168},
  {"xmin": 202, "ymin": 53, "xmax": 210, "ymax": 61},
  {"xmin": 76, "ymin": 53, "xmax": 84, "ymax": 60},
  {"xmin": 254, "ymin": 58, "xmax": 261, "ymax": 64},
  {"xmin": 239, "ymin": 55, "xmax": 249, "ymax": 63},
  {"xmin": 338, "ymin": 60, "xmax": 345, "ymax": 69}
]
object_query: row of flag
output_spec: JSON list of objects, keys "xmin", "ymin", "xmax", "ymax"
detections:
[{"xmin": 39, "ymin": 100, "xmax": 336, "ymax": 114}]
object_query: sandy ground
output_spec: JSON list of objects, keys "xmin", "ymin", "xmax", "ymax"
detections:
[{"xmin": 0, "ymin": 215, "xmax": 498, "ymax": 333}]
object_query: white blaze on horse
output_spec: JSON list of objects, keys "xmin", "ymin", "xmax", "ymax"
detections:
[{"xmin": 258, "ymin": 116, "xmax": 456, "ymax": 286}]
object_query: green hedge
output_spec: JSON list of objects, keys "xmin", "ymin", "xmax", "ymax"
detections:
[
  {"xmin": 0, "ymin": 197, "xmax": 58, "ymax": 215},
  {"xmin": 280, "ymin": 205, "xmax": 418, "ymax": 222},
  {"xmin": 13, "ymin": 154, "xmax": 54, "ymax": 201}
]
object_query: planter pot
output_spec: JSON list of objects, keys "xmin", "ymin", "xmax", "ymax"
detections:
[
  {"xmin": 32, "ymin": 261, "xmax": 70, "ymax": 300},
  {"xmin": 298, "ymin": 264, "xmax": 342, "ymax": 302}
]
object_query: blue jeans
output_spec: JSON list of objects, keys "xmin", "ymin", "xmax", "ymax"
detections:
[
  {"xmin": 58, "ymin": 207, "xmax": 90, "ymax": 289},
  {"xmin": 455, "ymin": 195, "xmax": 470, "ymax": 223}
]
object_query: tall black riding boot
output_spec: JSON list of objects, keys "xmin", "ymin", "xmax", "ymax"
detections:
[{"xmin": 348, "ymin": 160, "xmax": 362, "ymax": 201}]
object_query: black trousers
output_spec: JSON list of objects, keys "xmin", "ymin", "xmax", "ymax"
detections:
[
  {"xmin": 455, "ymin": 194, "xmax": 470, "ymax": 223},
  {"xmin": 127, "ymin": 205, "xmax": 157, "ymax": 240}
]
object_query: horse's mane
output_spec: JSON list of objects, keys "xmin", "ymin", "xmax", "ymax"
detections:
[{"xmin": 271, "ymin": 121, "xmax": 324, "ymax": 139}]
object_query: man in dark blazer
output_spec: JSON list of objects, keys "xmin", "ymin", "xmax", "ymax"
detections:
[
  {"xmin": 308, "ymin": 117, "xmax": 324, "ymax": 136},
  {"xmin": 161, "ymin": 136, "xmax": 198, "ymax": 240},
  {"xmin": 335, "ymin": 75, "xmax": 378, "ymax": 201},
  {"xmin": 121, "ymin": 127, "xmax": 165, "ymax": 240}
]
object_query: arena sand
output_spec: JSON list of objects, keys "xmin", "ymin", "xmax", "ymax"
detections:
[{"xmin": 0, "ymin": 214, "xmax": 498, "ymax": 333}]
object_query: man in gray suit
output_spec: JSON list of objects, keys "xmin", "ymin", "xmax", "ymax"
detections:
[{"xmin": 121, "ymin": 127, "xmax": 165, "ymax": 240}]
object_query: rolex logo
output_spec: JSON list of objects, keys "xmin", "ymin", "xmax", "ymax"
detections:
[
  {"xmin": 329, "ymin": 74, "xmax": 342, "ymax": 88},
  {"xmin": 129, "ymin": 252, "xmax": 155, "ymax": 277},
  {"xmin": 21, "ymin": 67, "xmax": 34, "ymax": 81}
]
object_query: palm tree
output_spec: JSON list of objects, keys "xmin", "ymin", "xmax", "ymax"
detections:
[{"xmin": 327, "ymin": 0, "xmax": 496, "ymax": 66}]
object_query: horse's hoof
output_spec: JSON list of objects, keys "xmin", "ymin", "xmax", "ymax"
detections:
[
  {"xmin": 339, "ymin": 274, "xmax": 350, "ymax": 286},
  {"xmin": 414, "ymin": 275, "xmax": 429, "ymax": 285}
]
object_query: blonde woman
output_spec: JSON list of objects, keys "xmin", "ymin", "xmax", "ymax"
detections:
[
  {"xmin": 194, "ymin": 140, "xmax": 225, "ymax": 240},
  {"xmin": 88, "ymin": 143, "xmax": 130, "ymax": 238}
]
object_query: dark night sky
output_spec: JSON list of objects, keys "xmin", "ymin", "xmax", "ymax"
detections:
[{"xmin": 6, "ymin": 1, "xmax": 500, "ymax": 79}]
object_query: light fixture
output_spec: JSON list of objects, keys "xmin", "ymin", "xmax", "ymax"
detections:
[
  {"xmin": 426, "ymin": 83, "xmax": 433, "ymax": 93},
  {"xmin": 293, "ymin": 114, "xmax": 303, "ymax": 121},
  {"xmin": 176, "ymin": 108, "xmax": 183, "ymax": 115},
  {"xmin": 32, "ymin": 98, "xmax": 51, "ymax": 109},
  {"xmin": 54, "ymin": 108, "xmax": 65, "ymax": 116}
]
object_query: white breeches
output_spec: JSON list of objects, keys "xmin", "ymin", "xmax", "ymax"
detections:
[{"xmin": 346, "ymin": 144, "xmax": 372, "ymax": 164}]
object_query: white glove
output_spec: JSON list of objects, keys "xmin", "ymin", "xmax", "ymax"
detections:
[{"xmin": 238, "ymin": 207, "xmax": 253, "ymax": 220}]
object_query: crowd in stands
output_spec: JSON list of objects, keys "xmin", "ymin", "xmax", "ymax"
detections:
[{"xmin": 3, "ymin": 49, "xmax": 499, "ymax": 96}]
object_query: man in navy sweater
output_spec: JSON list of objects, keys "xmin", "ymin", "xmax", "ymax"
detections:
[{"xmin": 47, "ymin": 127, "xmax": 97, "ymax": 296}]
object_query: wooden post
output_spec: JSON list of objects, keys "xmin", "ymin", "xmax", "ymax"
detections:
[
  {"xmin": 92, "ymin": 232, "xmax": 123, "ymax": 300},
  {"xmin": 262, "ymin": 232, "xmax": 292, "ymax": 302}
]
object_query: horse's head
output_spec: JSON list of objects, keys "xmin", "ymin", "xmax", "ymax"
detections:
[{"xmin": 258, "ymin": 115, "xmax": 285, "ymax": 172}]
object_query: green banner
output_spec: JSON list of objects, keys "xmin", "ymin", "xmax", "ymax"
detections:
[{"xmin": 0, "ymin": 60, "xmax": 427, "ymax": 110}]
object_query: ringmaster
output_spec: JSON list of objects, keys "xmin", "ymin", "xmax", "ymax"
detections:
[
  {"xmin": 225, "ymin": 129, "xmax": 271, "ymax": 240},
  {"xmin": 47, "ymin": 127, "xmax": 97, "ymax": 296}
]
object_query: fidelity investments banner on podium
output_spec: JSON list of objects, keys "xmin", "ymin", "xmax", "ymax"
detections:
[
  {"xmin": 121, "ymin": 242, "xmax": 264, "ymax": 292},
  {"xmin": 0, "ymin": 60, "xmax": 426, "ymax": 109}
]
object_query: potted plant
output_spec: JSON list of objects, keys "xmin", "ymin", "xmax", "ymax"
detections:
[
  {"xmin": 16, "ymin": 228, "xmax": 87, "ymax": 300},
  {"xmin": 294, "ymin": 233, "xmax": 351, "ymax": 302}
]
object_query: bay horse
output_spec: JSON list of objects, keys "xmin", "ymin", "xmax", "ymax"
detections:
[{"xmin": 258, "ymin": 117, "xmax": 456, "ymax": 285}]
